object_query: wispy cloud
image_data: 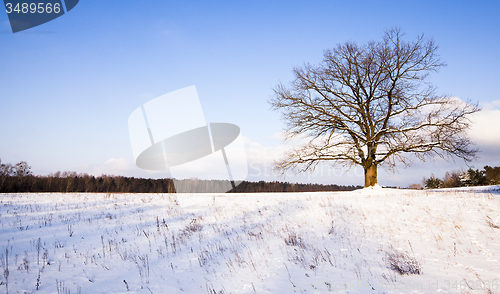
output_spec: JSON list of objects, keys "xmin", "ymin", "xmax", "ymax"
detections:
[{"xmin": 468, "ymin": 103, "xmax": 500, "ymax": 147}]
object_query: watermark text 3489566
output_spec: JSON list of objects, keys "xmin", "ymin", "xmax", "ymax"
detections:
[
  {"xmin": 6, "ymin": 2, "xmax": 62, "ymax": 13},
  {"xmin": 3, "ymin": 0, "xmax": 79, "ymax": 33}
]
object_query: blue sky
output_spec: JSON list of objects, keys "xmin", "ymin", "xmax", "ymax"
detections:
[{"xmin": 1, "ymin": 1, "xmax": 499, "ymax": 187}]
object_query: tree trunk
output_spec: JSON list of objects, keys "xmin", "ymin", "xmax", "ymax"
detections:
[{"xmin": 364, "ymin": 164, "xmax": 378, "ymax": 187}]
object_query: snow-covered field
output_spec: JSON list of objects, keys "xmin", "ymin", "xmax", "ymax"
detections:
[{"xmin": 0, "ymin": 187, "xmax": 499, "ymax": 294}]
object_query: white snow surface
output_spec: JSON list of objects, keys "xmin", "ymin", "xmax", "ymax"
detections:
[
  {"xmin": 0, "ymin": 188, "xmax": 499, "ymax": 293},
  {"xmin": 429, "ymin": 185, "xmax": 500, "ymax": 193}
]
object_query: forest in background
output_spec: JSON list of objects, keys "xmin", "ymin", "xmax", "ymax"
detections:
[
  {"xmin": 0, "ymin": 159, "xmax": 361, "ymax": 193},
  {"xmin": 415, "ymin": 166, "xmax": 500, "ymax": 189}
]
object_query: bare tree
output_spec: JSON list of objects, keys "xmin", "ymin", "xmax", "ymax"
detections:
[
  {"xmin": 271, "ymin": 28, "xmax": 479, "ymax": 187},
  {"xmin": 0, "ymin": 159, "xmax": 13, "ymax": 190},
  {"xmin": 14, "ymin": 161, "xmax": 32, "ymax": 177}
]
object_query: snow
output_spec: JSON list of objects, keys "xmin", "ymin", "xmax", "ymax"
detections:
[
  {"xmin": 429, "ymin": 185, "xmax": 500, "ymax": 193},
  {"xmin": 0, "ymin": 188, "xmax": 499, "ymax": 293}
]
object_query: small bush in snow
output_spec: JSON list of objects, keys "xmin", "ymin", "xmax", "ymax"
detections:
[
  {"xmin": 284, "ymin": 233, "xmax": 306, "ymax": 249},
  {"xmin": 386, "ymin": 250, "xmax": 421, "ymax": 275},
  {"xmin": 185, "ymin": 218, "xmax": 203, "ymax": 233}
]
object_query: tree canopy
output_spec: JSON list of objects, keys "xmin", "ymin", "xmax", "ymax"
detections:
[{"xmin": 271, "ymin": 28, "xmax": 480, "ymax": 187}]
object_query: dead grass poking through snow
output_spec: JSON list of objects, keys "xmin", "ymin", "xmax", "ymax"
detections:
[
  {"xmin": 0, "ymin": 190, "xmax": 499, "ymax": 293},
  {"xmin": 486, "ymin": 215, "xmax": 500, "ymax": 229},
  {"xmin": 385, "ymin": 247, "xmax": 422, "ymax": 275}
]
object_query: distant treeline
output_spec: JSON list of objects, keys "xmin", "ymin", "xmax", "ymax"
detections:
[
  {"xmin": 229, "ymin": 181, "xmax": 360, "ymax": 193},
  {"xmin": 0, "ymin": 160, "xmax": 361, "ymax": 193},
  {"xmin": 418, "ymin": 165, "xmax": 500, "ymax": 189}
]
